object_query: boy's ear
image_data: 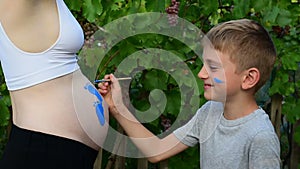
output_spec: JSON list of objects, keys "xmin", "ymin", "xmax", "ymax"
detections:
[{"xmin": 241, "ymin": 68, "xmax": 260, "ymax": 90}]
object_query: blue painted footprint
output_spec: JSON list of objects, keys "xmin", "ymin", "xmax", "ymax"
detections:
[{"xmin": 84, "ymin": 83, "xmax": 105, "ymax": 126}]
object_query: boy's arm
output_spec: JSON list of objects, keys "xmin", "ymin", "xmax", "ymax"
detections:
[
  {"xmin": 98, "ymin": 74, "xmax": 189, "ymax": 163},
  {"xmin": 249, "ymin": 131, "xmax": 281, "ymax": 168},
  {"xmin": 111, "ymin": 104, "xmax": 188, "ymax": 162}
]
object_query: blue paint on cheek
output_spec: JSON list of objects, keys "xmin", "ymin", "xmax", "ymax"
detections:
[{"xmin": 214, "ymin": 78, "xmax": 224, "ymax": 84}]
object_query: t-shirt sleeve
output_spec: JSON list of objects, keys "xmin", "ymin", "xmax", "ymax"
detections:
[
  {"xmin": 173, "ymin": 101, "xmax": 223, "ymax": 147},
  {"xmin": 249, "ymin": 131, "xmax": 281, "ymax": 169},
  {"xmin": 173, "ymin": 110, "xmax": 200, "ymax": 147}
]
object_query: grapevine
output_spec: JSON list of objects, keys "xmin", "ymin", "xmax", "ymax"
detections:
[
  {"xmin": 165, "ymin": 0, "xmax": 180, "ymax": 27},
  {"xmin": 160, "ymin": 115, "xmax": 172, "ymax": 131},
  {"xmin": 79, "ymin": 20, "xmax": 99, "ymax": 47}
]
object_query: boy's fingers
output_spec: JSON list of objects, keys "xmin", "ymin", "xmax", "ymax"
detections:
[
  {"xmin": 104, "ymin": 74, "xmax": 111, "ymax": 81},
  {"xmin": 97, "ymin": 82, "xmax": 103, "ymax": 89},
  {"xmin": 109, "ymin": 74, "xmax": 119, "ymax": 86},
  {"xmin": 97, "ymin": 81, "xmax": 109, "ymax": 88},
  {"xmin": 98, "ymin": 88, "xmax": 108, "ymax": 94}
]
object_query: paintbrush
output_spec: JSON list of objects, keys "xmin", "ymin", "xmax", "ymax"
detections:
[{"xmin": 94, "ymin": 77, "xmax": 132, "ymax": 84}]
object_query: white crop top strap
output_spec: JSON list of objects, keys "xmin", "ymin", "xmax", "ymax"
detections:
[{"xmin": 0, "ymin": 0, "xmax": 84, "ymax": 91}]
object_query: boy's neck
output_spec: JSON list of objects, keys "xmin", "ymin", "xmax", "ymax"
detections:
[{"xmin": 222, "ymin": 95, "xmax": 259, "ymax": 120}]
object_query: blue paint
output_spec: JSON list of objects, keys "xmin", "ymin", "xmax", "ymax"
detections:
[
  {"xmin": 84, "ymin": 83, "xmax": 105, "ymax": 126},
  {"xmin": 94, "ymin": 79, "xmax": 110, "ymax": 83},
  {"xmin": 213, "ymin": 77, "xmax": 224, "ymax": 84}
]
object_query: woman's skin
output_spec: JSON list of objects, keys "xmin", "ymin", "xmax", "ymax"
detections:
[{"xmin": 0, "ymin": 0, "xmax": 99, "ymax": 150}]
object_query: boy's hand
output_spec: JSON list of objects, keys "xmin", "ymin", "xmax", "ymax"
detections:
[{"xmin": 97, "ymin": 74, "xmax": 125, "ymax": 116}]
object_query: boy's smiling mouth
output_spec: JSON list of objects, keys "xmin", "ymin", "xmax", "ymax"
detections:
[{"xmin": 204, "ymin": 83, "xmax": 213, "ymax": 89}]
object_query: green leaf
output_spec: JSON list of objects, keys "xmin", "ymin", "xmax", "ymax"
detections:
[
  {"xmin": 251, "ymin": 0, "xmax": 270, "ymax": 12},
  {"xmin": 145, "ymin": 0, "xmax": 166, "ymax": 12},
  {"xmin": 295, "ymin": 127, "xmax": 300, "ymax": 146},
  {"xmin": 281, "ymin": 51, "xmax": 300, "ymax": 70},
  {"xmin": 83, "ymin": 0, "xmax": 103, "ymax": 22},
  {"xmin": 233, "ymin": 0, "xmax": 250, "ymax": 18},
  {"xmin": 64, "ymin": 0, "xmax": 83, "ymax": 11},
  {"xmin": 0, "ymin": 100, "xmax": 10, "ymax": 126},
  {"xmin": 263, "ymin": 6, "xmax": 280, "ymax": 24},
  {"xmin": 80, "ymin": 48, "xmax": 104, "ymax": 68},
  {"xmin": 115, "ymin": 57, "xmax": 139, "ymax": 76},
  {"xmin": 276, "ymin": 9, "xmax": 292, "ymax": 26},
  {"xmin": 201, "ymin": 0, "xmax": 219, "ymax": 15},
  {"xmin": 282, "ymin": 98, "xmax": 300, "ymax": 123},
  {"xmin": 143, "ymin": 70, "xmax": 168, "ymax": 91},
  {"xmin": 166, "ymin": 90, "xmax": 181, "ymax": 115}
]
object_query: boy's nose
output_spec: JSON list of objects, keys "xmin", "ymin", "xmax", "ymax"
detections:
[{"xmin": 198, "ymin": 66, "xmax": 208, "ymax": 80}]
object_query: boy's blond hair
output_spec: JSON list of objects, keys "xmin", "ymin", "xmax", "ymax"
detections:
[{"xmin": 206, "ymin": 19, "xmax": 276, "ymax": 91}]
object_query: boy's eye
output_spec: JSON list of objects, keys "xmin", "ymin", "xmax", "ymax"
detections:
[{"xmin": 209, "ymin": 65, "xmax": 219, "ymax": 71}]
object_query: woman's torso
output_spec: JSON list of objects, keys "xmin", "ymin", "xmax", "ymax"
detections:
[
  {"xmin": 0, "ymin": 0, "xmax": 99, "ymax": 149},
  {"xmin": 10, "ymin": 71, "xmax": 99, "ymax": 150}
]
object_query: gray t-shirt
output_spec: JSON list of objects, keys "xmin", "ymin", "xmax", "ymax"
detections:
[{"xmin": 173, "ymin": 101, "xmax": 280, "ymax": 169}]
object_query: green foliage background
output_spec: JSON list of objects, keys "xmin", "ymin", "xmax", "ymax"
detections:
[{"xmin": 0, "ymin": 0, "xmax": 299, "ymax": 168}]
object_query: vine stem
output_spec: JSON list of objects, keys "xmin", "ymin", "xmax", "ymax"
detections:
[{"xmin": 96, "ymin": 49, "xmax": 120, "ymax": 80}]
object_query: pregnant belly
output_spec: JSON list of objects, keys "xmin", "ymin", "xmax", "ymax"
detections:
[{"xmin": 10, "ymin": 70, "xmax": 109, "ymax": 150}]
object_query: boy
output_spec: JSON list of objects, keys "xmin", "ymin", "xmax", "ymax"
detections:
[{"xmin": 98, "ymin": 19, "xmax": 281, "ymax": 169}]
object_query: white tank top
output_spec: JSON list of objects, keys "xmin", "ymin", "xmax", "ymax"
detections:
[{"xmin": 0, "ymin": 0, "xmax": 84, "ymax": 91}]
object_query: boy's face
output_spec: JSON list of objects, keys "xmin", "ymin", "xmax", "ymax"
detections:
[{"xmin": 198, "ymin": 45, "xmax": 242, "ymax": 102}]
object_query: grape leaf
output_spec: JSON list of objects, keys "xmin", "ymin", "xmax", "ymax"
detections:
[{"xmin": 83, "ymin": 0, "xmax": 103, "ymax": 22}]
